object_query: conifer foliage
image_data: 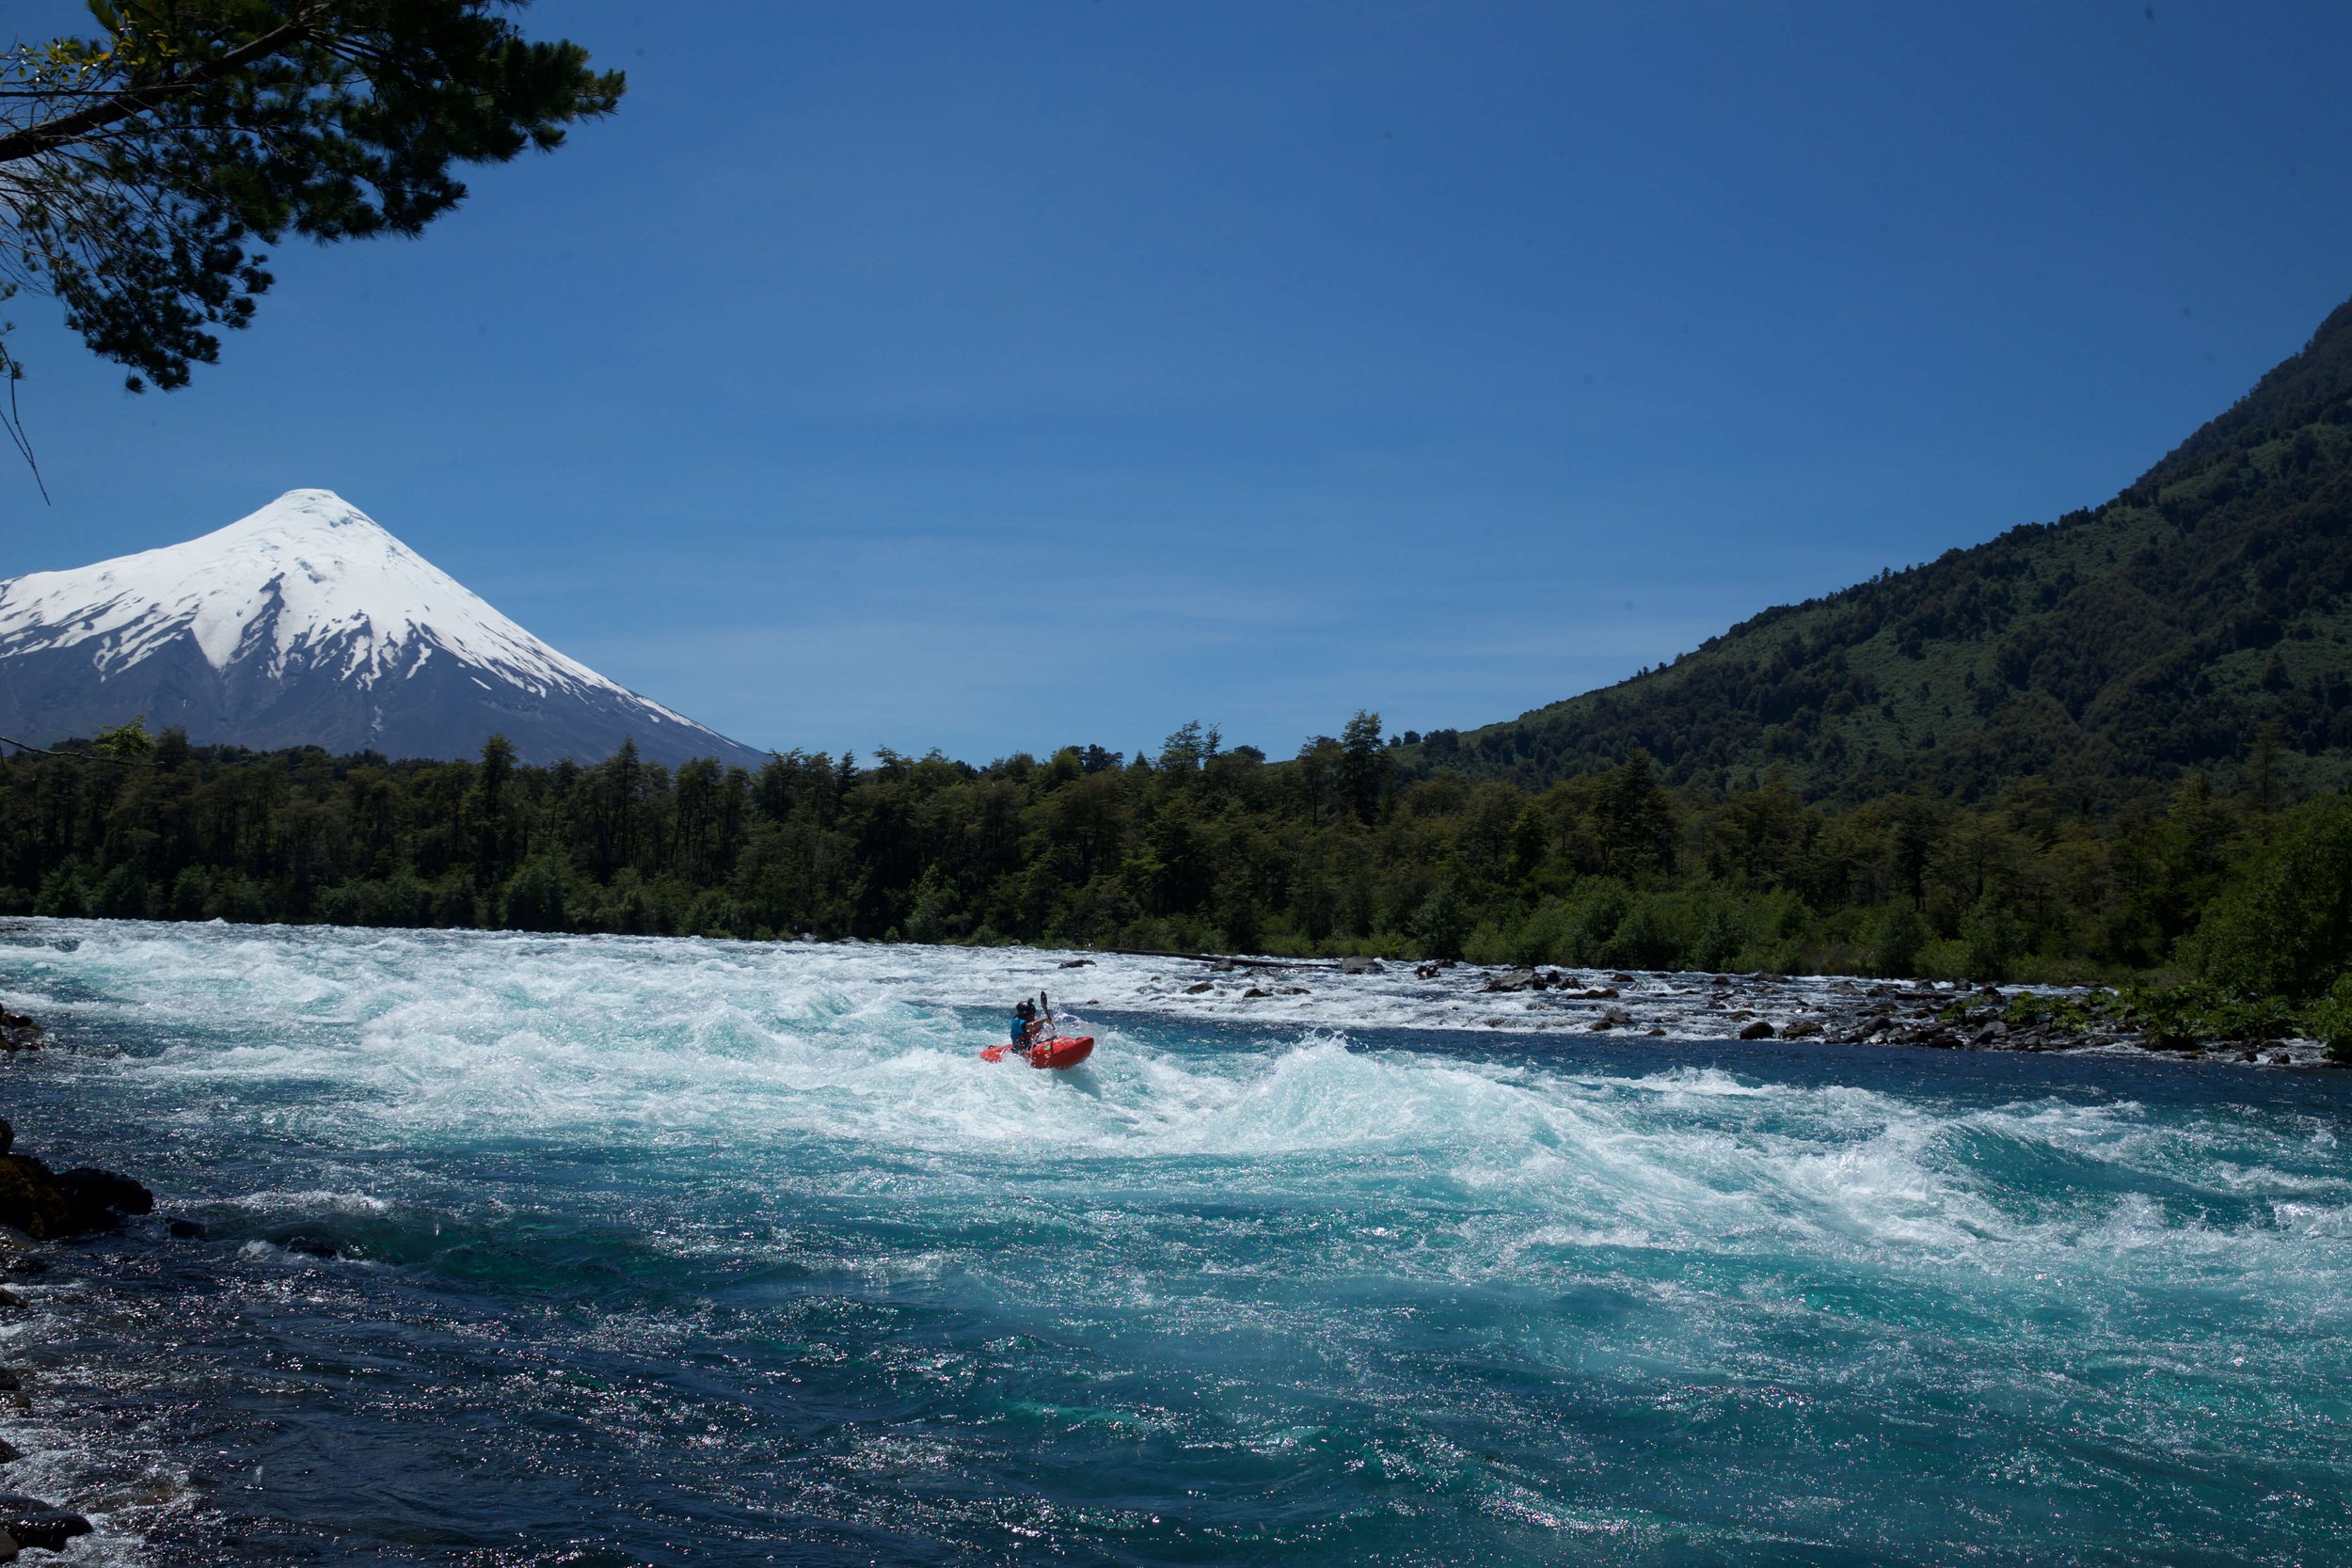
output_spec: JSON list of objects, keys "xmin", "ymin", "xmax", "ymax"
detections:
[
  {"xmin": 0, "ymin": 1, "xmax": 625, "ymax": 394},
  {"xmin": 0, "ymin": 714, "xmax": 2338, "ymax": 1009}
]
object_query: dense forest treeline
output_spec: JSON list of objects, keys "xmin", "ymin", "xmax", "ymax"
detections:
[
  {"xmin": 6, "ymin": 720, "xmax": 2350, "ymax": 1051},
  {"xmin": 1427, "ymin": 295, "xmax": 2352, "ymax": 803}
]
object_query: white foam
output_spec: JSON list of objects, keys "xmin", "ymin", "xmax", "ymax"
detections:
[{"xmin": 6, "ymin": 917, "xmax": 2350, "ymax": 1303}]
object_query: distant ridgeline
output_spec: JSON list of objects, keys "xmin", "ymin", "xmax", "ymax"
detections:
[
  {"xmin": 1408, "ymin": 295, "xmax": 2352, "ymax": 803},
  {"xmin": 7, "ymin": 299, "xmax": 2352, "ymax": 1041}
]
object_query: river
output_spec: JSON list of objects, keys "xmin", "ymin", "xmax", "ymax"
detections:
[{"xmin": 0, "ymin": 919, "xmax": 2345, "ymax": 1564}]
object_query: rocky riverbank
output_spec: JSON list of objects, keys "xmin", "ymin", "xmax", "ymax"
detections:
[
  {"xmin": 1463, "ymin": 966, "xmax": 2342, "ymax": 1064},
  {"xmin": 1091, "ymin": 955, "xmax": 2347, "ymax": 1068},
  {"xmin": 0, "ymin": 1008, "xmax": 153, "ymax": 1560}
]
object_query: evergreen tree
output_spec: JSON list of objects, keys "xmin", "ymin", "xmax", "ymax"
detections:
[
  {"xmin": 1339, "ymin": 710, "xmax": 1390, "ymax": 825},
  {"xmin": 1, "ymin": 0, "xmax": 625, "ymax": 404}
]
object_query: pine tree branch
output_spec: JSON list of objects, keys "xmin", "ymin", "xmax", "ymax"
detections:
[{"xmin": 0, "ymin": 13, "xmax": 323, "ymax": 166}]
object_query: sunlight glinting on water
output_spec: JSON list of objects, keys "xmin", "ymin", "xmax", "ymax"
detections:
[{"xmin": 2, "ymin": 918, "xmax": 2348, "ymax": 1565}]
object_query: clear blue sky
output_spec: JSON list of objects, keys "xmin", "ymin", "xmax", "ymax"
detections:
[{"xmin": 6, "ymin": 2, "xmax": 2351, "ymax": 763}]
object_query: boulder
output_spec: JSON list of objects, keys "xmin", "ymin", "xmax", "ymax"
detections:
[
  {"xmin": 0, "ymin": 1157, "xmax": 154, "ymax": 1240},
  {"xmin": 55, "ymin": 1168, "xmax": 152, "ymax": 1219},
  {"xmin": 1338, "ymin": 956, "xmax": 1382, "ymax": 975},
  {"xmin": 1182, "ymin": 981, "xmax": 1215, "ymax": 995},
  {"xmin": 1485, "ymin": 968, "xmax": 1539, "ymax": 994},
  {"xmin": 0, "ymin": 1013, "xmax": 40, "ymax": 1053},
  {"xmin": 1058, "ymin": 958, "xmax": 1094, "ymax": 969},
  {"xmin": 1243, "ymin": 987, "xmax": 1271, "ymax": 999},
  {"xmin": 1781, "ymin": 1019, "xmax": 1823, "ymax": 1038},
  {"xmin": 0, "ymin": 1498, "xmax": 89, "ymax": 1553},
  {"xmin": 1739, "ymin": 1020, "xmax": 1775, "ymax": 1040},
  {"xmin": 167, "ymin": 1218, "xmax": 208, "ymax": 1241}
]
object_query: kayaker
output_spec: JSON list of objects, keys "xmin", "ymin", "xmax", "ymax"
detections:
[{"xmin": 1010, "ymin": 997, "xmax": 1036, "ymax": 1043}]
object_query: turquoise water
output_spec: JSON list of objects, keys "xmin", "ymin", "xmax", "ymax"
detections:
[{"xmin": 1, "ymin": 920, "xmax": 2348, "ymax": 1565}]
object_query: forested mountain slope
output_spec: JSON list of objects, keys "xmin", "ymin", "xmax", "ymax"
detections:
[{"xmin": 1416, "ymin": 296, "xmax": 2352, "ymax": 803}]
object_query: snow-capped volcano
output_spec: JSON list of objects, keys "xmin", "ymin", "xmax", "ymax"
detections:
[{"xmin": 0, "ymin": 489, "xmax": 768, "ymax": 767}]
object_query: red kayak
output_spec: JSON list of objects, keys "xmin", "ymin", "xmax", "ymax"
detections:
[{"xmin": 981, "ymin": 1035, "xmax": 1095, "ymax": 1069}]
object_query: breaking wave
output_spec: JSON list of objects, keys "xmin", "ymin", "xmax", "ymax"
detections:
[{"xmin": 2, "ymin": 918, "xmax": 2348, "ymax": 1564}]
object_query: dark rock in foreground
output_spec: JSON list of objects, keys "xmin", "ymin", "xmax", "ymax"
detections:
[
  {"xmin": 0, "ymin": 1153, "xmax": 155, "ymax": 1240},
  {"xmin": 0, "ymin": 1496, "xmax": 92, "ymax": 1552}
]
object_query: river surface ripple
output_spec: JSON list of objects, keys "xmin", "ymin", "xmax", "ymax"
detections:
[{"xmin": 0, "ymin": 918, "xmax": 2346, "ymax": 1566}]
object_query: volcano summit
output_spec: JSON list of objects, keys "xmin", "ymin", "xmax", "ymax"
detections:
[{"xmin": 0, "ymin": 489, "xmax": 766, "ymax": 767}]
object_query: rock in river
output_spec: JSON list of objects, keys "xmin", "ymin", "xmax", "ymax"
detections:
[
  {"xmin": 0, "ymin": 1496, "xmax": 91, "ymax": 1552},
  {"xmin": 0, "ymin": 1155, "xmax": 155, "ymax": 1240}
]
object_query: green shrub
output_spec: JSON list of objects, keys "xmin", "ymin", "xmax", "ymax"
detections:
[
  {"xmin": 1462, "ymin": 920, "xmax": 1514, "ymax": 966},
  {"xmin": 500, "ymin": 856, "xmax": 574, "ymax": 931},
  {"xmin": 167, "ymin": 867, "xmax": 210, "ymax": 921},
  {"xmin": 1690, "ymin": 901, "xmax": 1747, "ymax": 973},
  {"xmin": 2299, "ymin": 975, "xmax": 2352, "ymax": 1062},
  {"xmin": 1602, "ymin": 894, "xmax": 1680, "ymax": 970},
  {"xmin": 2116, "ymin": 981, "xmax": 2296, "ymax": 1051},
  {"xmin": 2185, "ymin": 796, "xmax": 2352, "ymax": 1000},
  {"xmin": 91, "ymin": 863, "xmax": 151, "ymax": 920},
  {"xmin": 205, "ymin": 876, "xmax": 271, "ymax": 924},
  {"xmin": 1412, "ymin": 882, "xmax": 1470, "ymax": 960},
  {"xmin": 1871, "ymin": 906, "xmax": 1929, "ymax": 977},
  {"xmin": 33, "ymin": 864, "xmax": 89, "ymax": 918},
  {"xmin": 1505, "ymin": 900, "xmax": 1563, "ymax": 966},
  {"xmin": 2001, "ymin": 990, "xmax": 2106, "ymax": 1035},
  {"xmin": 1960, "ymin": 897, "xmax": 2024, "ymax": 980}
]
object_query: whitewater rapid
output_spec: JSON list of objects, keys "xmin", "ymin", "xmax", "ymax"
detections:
[{"xmin": 0, "ymin": 919, "xmax": 2346, "ymax": 1564}]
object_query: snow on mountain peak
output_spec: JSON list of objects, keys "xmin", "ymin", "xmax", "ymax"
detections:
[
  {"xmin": 0, "ymin": 488, "xmax": 691, "ymax": 721},
  {"xmin": 0, "ymin": 490, "xmax": 768, "ymax": 766}
]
